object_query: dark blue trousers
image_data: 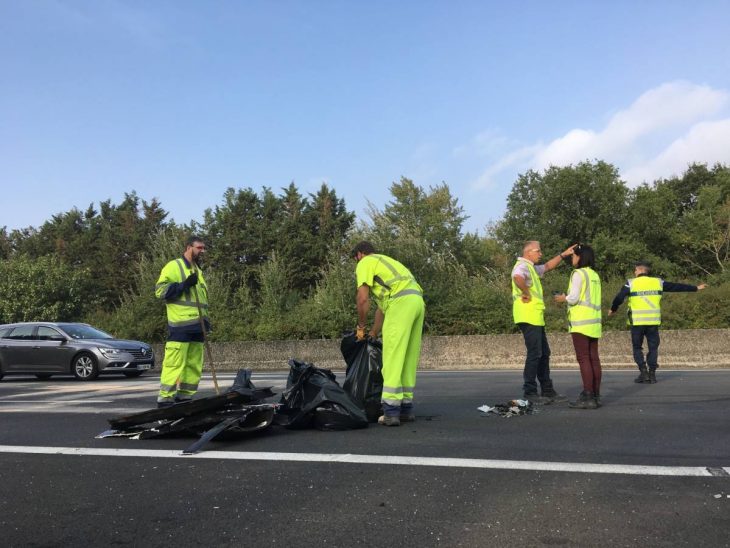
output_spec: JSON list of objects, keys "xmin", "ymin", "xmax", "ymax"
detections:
[
  {"xmin": 631, "ymin": 325, "xmax": 660, "ymax": 370},
  {"xmin": 518, "ymin": 323, "xmax": 554, "ymax": 395}
]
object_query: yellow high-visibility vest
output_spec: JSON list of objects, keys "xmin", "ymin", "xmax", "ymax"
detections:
[
  {"xmin": 628, "ymin": 276, "xmax": 662, "ymax": 326},
  {"xmin": 356, "ymin": 254, "xmax": 422, "ymax": 312},
  {"xmin": 155, "ymin": 258, "xmax": 209, "ymax": 329},
  {"xmin": 567, "ymin": 267, "xmax": 602, "ymax": 338},
  {"xmin": 512, "ymin": 259, "xmax": 544, "ymax": 326}
]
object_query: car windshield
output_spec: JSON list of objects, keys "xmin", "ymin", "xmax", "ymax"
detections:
[{"xmin": 61, "ymin": 324, "xmax": 114, "ymax": 340}]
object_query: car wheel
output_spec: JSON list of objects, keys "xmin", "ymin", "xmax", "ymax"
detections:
[
  {"xmin": 72, "ymin": 353, "xmax": 99, "ymax": 381},
  {"xmin": 35, "ymin": 373, "xmax": 53, "ymax": 380},
  {"xmin": 123, "ymin": 370, "xmax": 144, "ymax": 378}
]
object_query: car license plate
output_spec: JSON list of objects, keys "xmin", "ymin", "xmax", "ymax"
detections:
[{"xmin": 138, "ymin": 364, "xmax": 152, "ymax": 370}]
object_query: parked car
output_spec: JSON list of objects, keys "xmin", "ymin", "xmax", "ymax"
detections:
[{"xmin": 0, "ymin": 322, "xmax": 155, "ymax": 381}]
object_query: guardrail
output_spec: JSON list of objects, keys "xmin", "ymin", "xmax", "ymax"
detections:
[{"xmin": 151, "ymin": 328, "xmax": 730, "ymax": 371}]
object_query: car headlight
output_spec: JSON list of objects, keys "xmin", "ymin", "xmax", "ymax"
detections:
[{"xmin": 99, "ymin": 348, "xmax": 126, "ymax": 358}]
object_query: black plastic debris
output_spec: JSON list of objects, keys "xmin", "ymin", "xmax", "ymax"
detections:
[
  {"xmin": 340, "ymin": 332, "xmax": 384, "ymax": 423},
  {"xmin": 98, "ymin": 369, "xmax": 276, "ymax": 454},
  {"xmin": 477, "ymin": 399, "xmax": 536, "ymax": 418},
  {"xmin": 275, "ymin": 359, "xmax": 368, "ymax": 430}
]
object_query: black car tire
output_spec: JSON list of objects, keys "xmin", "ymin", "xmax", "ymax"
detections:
[
  {"xmin": 72, "ymin": 353, "xmax": 99, "ymax": 381},
  {"xmin": 123, "ymin": 370, "xmax": 144, "ymax": 378},
  {"xmin": 35, "ymin": 373, "xmax": 53, "ymax": 380}
]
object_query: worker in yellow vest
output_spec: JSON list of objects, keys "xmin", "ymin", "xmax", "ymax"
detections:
[
  {"xmin": 154, "ymin": 236, "xmax": 210, "ymax": 407},
  {"xmin": 609, "ymin": 260, "xmax": 706, "ymax": 383},
  {"xmin": 554, "ymin": 245, "xmax": 602, "ymax": 409},
  {"xmin": 352, "ymin": 241, "xmax": 425, "ymax": 427},
  {"xmin": 512, "ymin": 241, "xmax": 576, "ymax": 404}
]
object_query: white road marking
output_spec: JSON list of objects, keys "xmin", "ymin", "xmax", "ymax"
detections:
[{"xmin": 0, "ymin": 445, "xmax": 727, "ymax": 477}]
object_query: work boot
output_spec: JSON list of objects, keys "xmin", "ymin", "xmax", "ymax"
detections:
[
  {"xmin": 542, "ymin": 390, "xmax": 568, "ymax": 404},
  {"xmin": 378, "ymin": 415, "xmax": 401, "ymax": 427},
  {"xmin": 400, "ymin": 405, "xmax": 416, "ymax": 422},
  {"xmin": 174, "ymin": 396, "xmax": 193, "ymax": 403},
  {"xmin": 648, "ymin": 369, "xmax": 657, "ymax": 384},
  {"xmin": 568, "ymin": 391, "xmax": 598, "ymax": 409},
  {"xmin": 634, "ymin": 368, "xmax": 650, "ymax": 383},
  {"xmin": 594, "ymin": 391, "xmax": 602, "ymax": 407},
  {"xmin": 157, "ymin": 400, "xmax": 175, "ymax": 409},
  {"xmin": 524, "ymin": 394, "xmax": 551, "ymax": 405}
]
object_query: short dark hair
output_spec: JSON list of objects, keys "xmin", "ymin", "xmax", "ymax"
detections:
[
  {"xmin": 635, "ymin": 260, "xmax": 652, "ymax": 270},
  {"xmin": 185, "ymin": 235, "xmax": 205, "ymax": 248},
  {"xmin": 351, "ymin": 240, "xmax": 376, "ymax": 257},
  {"xmin": 575, "ymin": 244, "xmax": 595, "ymax": 269}
]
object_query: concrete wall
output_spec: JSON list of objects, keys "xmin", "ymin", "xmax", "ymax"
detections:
[{"xmin": 152, "ymin": 328, "xmax": 730, "ymax": 371}]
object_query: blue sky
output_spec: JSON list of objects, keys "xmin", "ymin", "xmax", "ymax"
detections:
[{"xmin": 2, "ymin": 1, "xmax": 730, "ymax": 234}]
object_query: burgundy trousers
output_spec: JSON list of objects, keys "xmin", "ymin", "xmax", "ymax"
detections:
[{"xmin": 571, "ymin": 333, "xmax": 602, "ymax": 394}]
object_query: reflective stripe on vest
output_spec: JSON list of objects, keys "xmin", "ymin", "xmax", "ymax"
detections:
[
  {"xmin": 512, "ymin": 259, "xmax": 545, "ymax": 326},
  {"xmin": 156, "ymin": 258, "xmax": 209, "ymax": 328},
  {"xmin": 628, "ymin": 277, "xmax": 662, "ymax": 326},
  {"xmin": 370, "ymin": 255, "xmax": 422, "ymax": 305},
  {"xmin": 567, "ymin": 267, "xmax": 602, "ymax": 338}
]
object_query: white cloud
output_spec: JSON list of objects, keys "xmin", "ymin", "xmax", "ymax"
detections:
[
  {"xmin": 471, "ymin": 81, "xmax": 730, "ymax": 189},
  {"xmin": 623, "ymin": 118, "xmax": 730, "ymax": 184}
]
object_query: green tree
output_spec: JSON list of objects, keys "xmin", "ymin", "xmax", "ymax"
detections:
[
  {"xmin": 678, "ymin": 186, "xmax": 730, "ymax": 274},
  {"xmin": 0, "ymin": 255, "xmax": 92, "ymax": 323},
  {"xmin": 368, "ymin": 177, "xmax": 467, "ymax": 257},
  {"xmin": 494, "ymin": 161, "xmax": 629, "ymax": 255},
  {"xmin": 0, "ymin": 227, "xmax": 11, "ymax": 259}
]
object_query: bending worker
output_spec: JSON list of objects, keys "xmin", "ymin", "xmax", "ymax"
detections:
[
  {"xmin": 352, "ymin": 241, "xmax": 425, "ymax": 427},
  {"xmin": 608, "ymin": 260, "xmax": 706, "ymax": 384},
  {"xmin": 512, "ymin": 241, "xmax": 577, "ymax": 404},
  {"xmin": 154, "ymin": 235, "xmax": 210, "ymax": 407}
]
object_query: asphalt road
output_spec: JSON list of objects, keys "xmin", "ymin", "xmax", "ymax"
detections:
[{"xmin": 1, "ymin": 369, "xmax": 729, "ymax": 547}]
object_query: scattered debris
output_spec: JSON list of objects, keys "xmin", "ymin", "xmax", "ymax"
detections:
[
  {"xmin": 478, "ymin": 399, "xmax": 536, "ymax": 417},
  {"xmin": 98, "ymin": 369, "xmax": 277, "ymax": 454}
]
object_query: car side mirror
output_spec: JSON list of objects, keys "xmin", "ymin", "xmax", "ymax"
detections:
[{"xmin": 51, "ymin": 336, "xmax": 67, "ymax": 343}]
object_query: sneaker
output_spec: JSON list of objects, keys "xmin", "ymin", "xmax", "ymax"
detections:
[
  {"xmin": 568, "ymin": 391, "xmax": 598, "ymax": 410},
  {"xmin": 648, "ymin": 370, "xmax": 657, "ymax": 384},
  {"xmin": 524, "ymin": 394, "xmax": 552, "ymax": 405},
  {"xmin": 542, "ymin": 391, "xmax": 568, "ymax": 403},
  {"xmin": 377, "ymin": 415, "xmax": 401, "ymax": 426},
  {"xmin": 634, "ymin": 368, "xmax": 650, "ymax": 383},
  {"xmin": 594, "ymin": 393, "xmax": 602, "ymax": 407}
]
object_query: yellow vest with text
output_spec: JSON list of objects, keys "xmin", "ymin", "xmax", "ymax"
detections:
[
  {"xmin": 155, "ymin": 258, "xmax": 209, "ymax": 329},
  {"xmin": 512, "ymin": 259, "xmax": 545, "ymax": 326},
  {"xmin": 628, "ymin": 276, "xmax": 662, "ymax": 326},
  {"xmin": 567, "ymin": 267, "xmax": 602, "ymax": 338}
]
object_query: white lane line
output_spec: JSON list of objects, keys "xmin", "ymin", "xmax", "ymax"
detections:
[
  {"xmin": 0, "ymin": 445, "xmax": 727, "ymax": 477},
  {"xmin": 0, "ymin": 400, "xmax": 114, "ymax": 404},
  {"xmin": 0, "ymin": 406, "xmax": 146, "ymax": 414}
]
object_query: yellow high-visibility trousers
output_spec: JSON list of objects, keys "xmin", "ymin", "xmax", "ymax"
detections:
[
  {"xmin": 158, "ymin": 341, "xmax": 203, "ymax": 403},
  {"xmin": 381, "ymin": 294, "xmax": 425, "ymax": 410}
]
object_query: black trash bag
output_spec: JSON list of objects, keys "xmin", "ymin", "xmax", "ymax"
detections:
[
  {"xmin": 275, "ymin": 359, "xmax": 368, "ymax": 430},
  {"xmin": 340, "ymin": 332, "xmax": 383, "ymax": 423}
]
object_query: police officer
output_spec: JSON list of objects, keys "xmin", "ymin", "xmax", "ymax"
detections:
[
  {"xmin": 352, "ymin": 241, "xmax": 425, "ymax": 427},
  {"xmin": 154, "ymin": 235, "xmax": 210, "ymax": 407},
  {"xmin": 608, "ymin": 260, "xmax": 706, "ymax": 383}
]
